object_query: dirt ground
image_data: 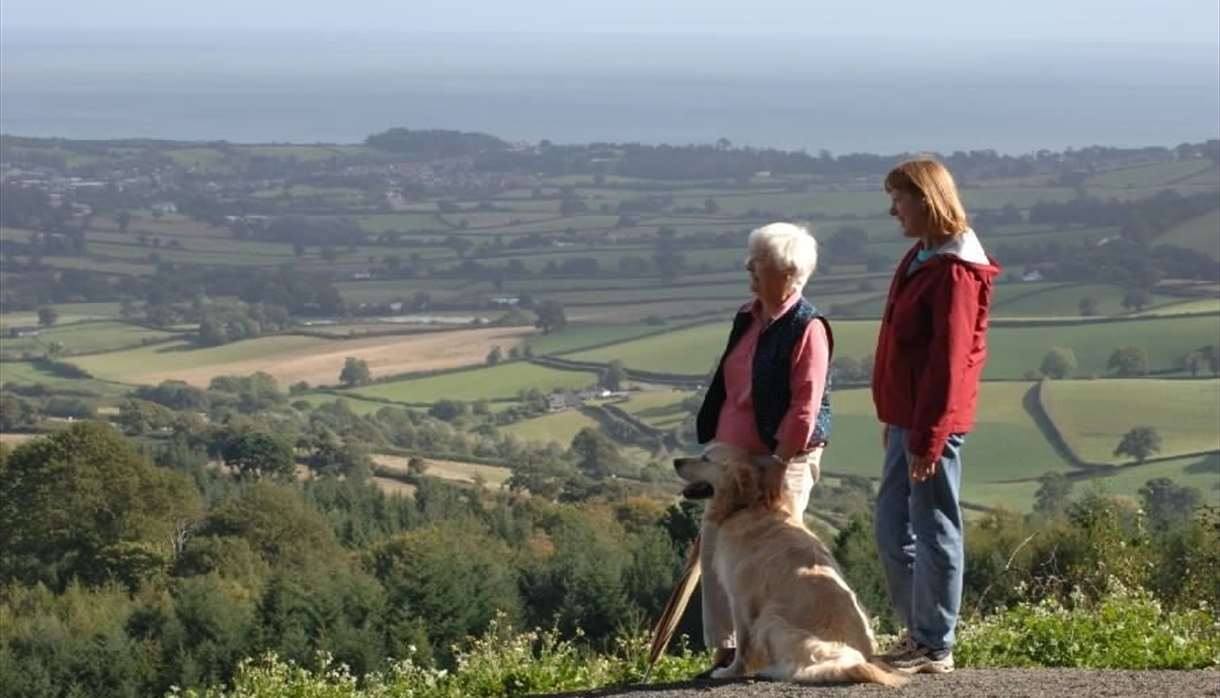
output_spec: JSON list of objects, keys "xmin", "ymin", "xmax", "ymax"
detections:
[{"xmin": 534, "ymin": 669, "xmax": 1219, "ymax": 698}]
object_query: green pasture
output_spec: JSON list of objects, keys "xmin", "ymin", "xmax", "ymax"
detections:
[
  {"xmin": 1040, "ymin": 379, "xmax": 1220, "ymax": 464},
  {"xmin": 292, "ymin": 394, "xmax": 403, "ymax": 416},
  {"xmin": 615, "ymin": 389, "xmax": 694, "ymax": 429},
  {"xmin": 1079, "ymin": 452, "xmax": 1219, "ymax": 500},
  {"xmin": 0, "ymin": 302, "xmax": 123, "ymax": 330},
  {"xmin": 1142, "ymin": 297, "xmax": 1220, "ymax": 315},
  {"xmin": 991, "ymin": 282, "xmax": 1182, "ymax": 317},
  {"xmin": 501, "ymin": 409, "xmax": 601, "ymax": 446},
  {"xmin": 351, "ymin": 362, "xmax": 599, "ymax": 403},
  {"xmin": 566, "ymin": 319, "xmax": 881, "ymax": 375},
  {"xmin": 440, "ymin": 212, "xmax": 562, "ymax": 229},
  {"xmin": 88, "ymin": 230, "xmax": 294, "ymax": 258},
  {"xmin": 1175, "ymin": 166, "xmax": 1220, "ymax": 188},
  {"xmin": 238, "ymin": 145, "xmax": 351, "ymax": 162},
  {"xmin": 0, "ymin": 360, "xmax": 130, "ymax": 398},
  {"xmin": 564, "ymin": 299, "xmax": 740, "ymax": 324},
  {"xmin": 0, "ymin": 320, "xmax": 181, "ymax": 358},
  {"xmin": 527, "ymin": 324, "xmax": 668, "ymax": 356},
  {"xmin": 350, "ymin": 213, "xmax": 449, "ymax": 233},
  {"xmin": 1156, "ymin": 209, "xmax": 1220, "ymax": 260},
  {"xmin": 251, "ymin": 185, "xmax": 366, "ymax": 203},
  {"xmin": 822, "ymin": 383, "xmax": 1075, "ymax": 487},
  {"xmin": 985, "ymin": 314, "xmax": 1220, "ymax": 379},
  {"xmin": 1085, "ymin": 159, "xmax": 1216, "ymax": 189},
  {"xmin": 333, "ymin": 278, "xmax": 470, "ymax": 304},
  {"xmin": 563, "ymin": 313, "xmax": 1220, "ymax": 379},
  {"xmin": 965, "ymin": 480, "xmax": 1042, "ymax": 514},
  {"xmin": 163, "ymin": 147, "xmax": 230, "ymax": 171}
]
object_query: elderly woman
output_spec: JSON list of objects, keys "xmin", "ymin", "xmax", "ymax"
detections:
[
  {"xmin": 692, "ymin": 221, "xmax": 834, "ymax": 674},
  {"xmin": 872, "ymin": 159, "xmax": 1000, "ymax": 675}
]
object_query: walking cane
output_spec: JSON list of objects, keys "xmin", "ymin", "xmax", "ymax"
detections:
[{"xmin": 643, "ymin": 533, "xmax": 701, "ymax": 683}]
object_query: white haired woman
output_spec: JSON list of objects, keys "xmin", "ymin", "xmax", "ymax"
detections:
[{"xmin": 691, "ymin": 221, "xmax": 835, "ymax": 675}]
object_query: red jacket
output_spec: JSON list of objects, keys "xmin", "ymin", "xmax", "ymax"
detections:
[{"xmin": 872, "ymin": 236, "xmax": 1001, "ymax": 461}]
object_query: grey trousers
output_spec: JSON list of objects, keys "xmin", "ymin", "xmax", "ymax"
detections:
[{"xmin": 700, "ymin": 447, "xmax": 823, "ymax": 649}]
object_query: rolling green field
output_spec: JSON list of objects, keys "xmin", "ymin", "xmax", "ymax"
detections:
[
  {"xmin": 564, "ymin": 313, "xmax": 1220, "ymax": 379},
  {"xmin": 615, "ymin": 389, "xmax": 695, "ymax": 429},
  {"xmin": 991, "ymin": 282, "xmax": 1181, "ymax": 317},
  {"xmin": 1041, "ymin": 379, "xmax": 1220, "ymax": 464},
  {"xmin": 526, "ymin": 324, "xmax": 669, "ymax": 355},
  {"xmin": 821, "ymin": 383, "xmax": 1075, "ymax": 487},
  {"xmin": 0, "ymin": 361, "xmax": 131, "ymax": 397},
  {"xmin": 0, "ymin": 321, "xmax": 182, "ymax": 358},
  {"xmin": 501, "ymin": 409, "xmax": 601, "ymax": 446},
  {"xmin": 1085, "ymin": 159, "xmax": 1216, "ymax": 189},
  {"xmin": 0, "ymin": 302, "xmax": 123, "ymax": 330},
  {"xmin": 1156, "ymin": 209, "xmax": 1220, "ymax": 260},
  {"xmin": 351, "ymin": 362, "xmax": 599, "ymax": 403}
]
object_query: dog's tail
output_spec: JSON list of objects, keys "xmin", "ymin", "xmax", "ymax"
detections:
[{"xmin": 758, "ymin": 634, "xmax": 908, "ymax": 687}]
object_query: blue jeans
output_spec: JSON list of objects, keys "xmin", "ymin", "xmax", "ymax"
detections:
[{"xmin": 874, "ymin": 425, "xmax": 966, "ymax": 651}]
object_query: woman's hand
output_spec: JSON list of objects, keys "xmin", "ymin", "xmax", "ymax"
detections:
[{"xmin": 908, "ymin": 453, "xmax": 938, "ymax": 482}]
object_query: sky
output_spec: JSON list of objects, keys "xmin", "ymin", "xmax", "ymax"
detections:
[{"xmin": 3, "ymin": 0, "xmax": 1219, "ymax": 44}]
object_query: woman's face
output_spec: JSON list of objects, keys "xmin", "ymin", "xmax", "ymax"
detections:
[
  {"xmin": 746, "ymin": 254, "xmax": 792, "ymax": 305},
  {"xmin": 888, "ymin": 187, "xmax": 926, "ymax": 238}
]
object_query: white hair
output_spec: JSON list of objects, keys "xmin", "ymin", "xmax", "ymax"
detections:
[{"xmin": 748, "ymin": 222, "xmax": 819, "ymax": 294}]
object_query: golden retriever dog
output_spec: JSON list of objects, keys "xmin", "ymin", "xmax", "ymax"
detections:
[{"xmin": 675, "ymin": 443, "xmax": 905, "ymax": 687}]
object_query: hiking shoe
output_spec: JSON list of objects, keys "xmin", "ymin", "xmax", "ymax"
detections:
[
  {"xmin": 890, "ymin": 645, "xmax": 954, "ymax": 674},
  {"xmin": 878, "ymin": 632, "xmax": 918, "ymax": 661}
]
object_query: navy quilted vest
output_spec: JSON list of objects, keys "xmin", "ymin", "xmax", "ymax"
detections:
[{"xmin": 696, "ymin": 298, "xmax": 834, "ymax": 451}]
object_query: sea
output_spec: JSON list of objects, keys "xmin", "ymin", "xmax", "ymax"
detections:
[{"xmin": 2, "ymin": 31, "xmax": 1217, "ymax": 155}]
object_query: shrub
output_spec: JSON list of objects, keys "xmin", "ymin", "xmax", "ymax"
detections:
[{"xmin": 957, "ymin": 581, "xmax": 1220, "ymax": 670}]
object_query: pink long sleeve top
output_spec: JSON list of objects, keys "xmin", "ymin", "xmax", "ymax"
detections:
[{"xmin": 714, "ymin": 294, "xmax": 830, "ymax": 456}]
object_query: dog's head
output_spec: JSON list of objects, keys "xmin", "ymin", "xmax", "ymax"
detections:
[{"xmin": 673, "ymin": 443, "xmax": 789, "ymax": 524}]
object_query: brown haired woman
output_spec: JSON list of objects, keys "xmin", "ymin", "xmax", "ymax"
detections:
[{"xmin": 872, "ymin": 159, "xmax": 1001, "ymax": 674}]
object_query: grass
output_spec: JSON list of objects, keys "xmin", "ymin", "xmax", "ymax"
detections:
[
  {"xmin": 823, "ymin": 383, "xmax": 1076, "ymax": 487},
  {"xmin": 1085, "ymin": 159, "xmax": 1216, "ymax": 189},
  {"xmin": 0, "ymin": 320, "xmax": 181, "ymax": 358},
  {"xmin": 1078, "ymin": 452, "xmax": 1219, "ymax": 500},
  {"xmin": 1156, "ymin": 209, "xmax": 1220, "ymax": 260},
  {"xmin": 991, "ymin": 282, "xmax": 1181, "ymax": 318},
  {"xmin": 0, "ymin": 302, "xmax": 123, "ymax": 330},
  {"xmin": 615, "ymin": 389, "xmax": 694, "ymax": 429},
  {"xmin": 984, "ymin": 314, "xmax": 1220, "ymax": 379},
  {"xmin": 1040, "ymin": 379, "xmax": 1220, "ymax": 464},
  {"xmin": 527, "ymin": 324, "xmax": 668, "ymax": 356},
  {"xmin": 565, "ymin": 319, "xmax": 882, "ymax": 376},
  {"xmin": 351, "ymin": 362, "xmax": 599, "ymax": 403},
  {"xmin": 501, "ymin": 409, "xmax": 601, "ymax": 446},
  {"xmin": 0, "ymin": 361, "xmax": 131, "ymax": 398}
]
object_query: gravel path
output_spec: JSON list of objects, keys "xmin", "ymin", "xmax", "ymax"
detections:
[{"xmin": 533, "ymin": 670, "xmax": 1219, "ymax": 698}]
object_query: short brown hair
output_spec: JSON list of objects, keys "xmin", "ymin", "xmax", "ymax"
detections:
[{"xmin": 884, "ymin": 159, "xmax": 969, "ymax": 237}]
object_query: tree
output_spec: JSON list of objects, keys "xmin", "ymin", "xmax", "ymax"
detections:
[
  {"xmin": 221, "ymin": 431, "xmax": 295, "ymax": 480},
  {"xmin": 339, "ymin": 356, "xmax": 372, "ymax": 387},
  {"xmin": 36, "ymin": 306, "xmax": 58, "ymax": 327},
  {"xmin": 1107, "ymin": 346, "xmax": 1149, "ymax": 376},
  {"xmin": 1033, "ymin": 472, "xmax": 1074, "ymax": 516},
  {"xmin": 1138, "ymin": 477, "xmax": 1202, "ymax": 531},
  {"xmin": 1078, "ymin": 297, "xmax": 1099, "ymax": 317},
  {"xmin": 1113, "ymin": 426, "xmax": 1162, "ymax": 463},
  {"xmin": 485, "ymin": 345, "xmax": 503, "ymax": 366},
  {"xmin": 534, "ymin": 300, "xmax": 567, "ymax": 334},
  {"xmin": 115, "ymin": 209, "xmax": 132, "ymax": 233},
  {"xmin": 1121, "ymin": 289, "xmax": 1149, "ymax": 313},
  {"xmin": 407, "ymin": 456, "xmax": 429, "ymax": 476},
  {"xmin": 1040, "ymin": 347, "xmax": 1078, "ymax": 379},
  {"xmin": 0, "ymin": 422, "xmax": 203, "ymax": 589},
  {"xmin": 569, "ymin": 427, "xmax": 624, "ymax": 479},
  {"xmin": 601, "ymin": 360, "xmax": 626, "ymax": 391}
]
